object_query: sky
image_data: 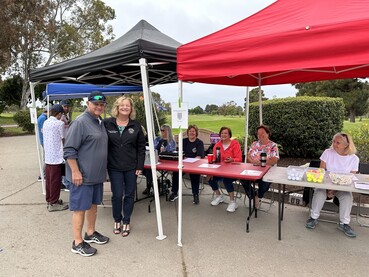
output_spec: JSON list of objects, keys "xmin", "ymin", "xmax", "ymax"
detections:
[{"xmin": 102, "ymin": 0, "xmax": 297, "ymax": 108}]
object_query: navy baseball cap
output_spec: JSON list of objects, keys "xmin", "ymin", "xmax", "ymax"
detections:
[
  {"xmin": 88, "ymin": 91, "xmax": 106, "ymax": 103},
  {"xmin": 51, "ymin": 104, "xmax": 64, "ymax": 114},
  {"xmin": 60, "ymin": 100, "xmax": 71, "ymax": 106}
]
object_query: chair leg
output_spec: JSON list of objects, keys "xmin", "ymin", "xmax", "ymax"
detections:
[{"xmin": 258, "ymin": 183, "xmax": 275, "ymax": 213}]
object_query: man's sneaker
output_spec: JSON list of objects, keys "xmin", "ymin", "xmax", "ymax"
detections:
[
  {"xmin": 47, "ymin": 202, "xmax": 69, "ymax": 212},
  {"xmin": 305, "ymin": 218, "xmax": 318, "ymax": 229},
  {"xmin": 38, "ymin": 176, "xmax": 42, "ymax": 182},
  {"xmin": 211, "ymin": 195, "xmax": 224, "ymax": 206},
  {"xmin": 338, "ymin": 223, "xmax": 357, "ymax": 238},
  {"xmin": 169, "ymin": 193, "xmax": 178, "ymax": 202},
  {"xmin": 60, "ymin": 183, "xmax": 69, "ymax": 191},
  {"xmin": 193, "ymin": 194, "xmax": 199, "ymax": 204},
  {"xmin": 71, "ymin": 241, "xmax": 97, "ymax": 257},
  {"xmin": 226, "ymin": 201, "xmax": 238, "ymax": 212},
  {"xmin": 84, "ymin": 231, "xmax": 109, "ymax": 245}
]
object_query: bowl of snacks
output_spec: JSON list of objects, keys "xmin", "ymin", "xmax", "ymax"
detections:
[
  {"xmin": 287, "ymin": 166, "xmax": 306, "ymax": 181},
  {"xmin": 305, "ymin": 168, "xmax": 325, "ymax": 183},
  {"xmin": 329, "ymin": 172, "xmax": 354, "ymax": 186}
]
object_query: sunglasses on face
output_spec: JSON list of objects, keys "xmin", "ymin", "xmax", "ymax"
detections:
[{"xmin": 160, "ymin": 129, "xmax": 165, "ymax": 132}]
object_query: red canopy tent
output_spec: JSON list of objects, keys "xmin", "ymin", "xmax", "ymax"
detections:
[{"xmin": 177, "ymin": 0, "xmax": 369, "ymax": 86}]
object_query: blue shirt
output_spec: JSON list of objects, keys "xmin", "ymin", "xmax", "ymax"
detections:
[{"xmin": 37, "ymin": 113, "xmax": 47, "ymax": 146}]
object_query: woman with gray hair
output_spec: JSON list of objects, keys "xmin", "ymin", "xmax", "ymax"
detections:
[{"xmin": 305, "ymin": 132, "xmax": 359, "ymax": 237}]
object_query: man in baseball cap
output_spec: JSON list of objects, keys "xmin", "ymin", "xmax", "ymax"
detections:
[{"xmin": 88, "ymin": 91, "xmax": 106, "ymax": 103}]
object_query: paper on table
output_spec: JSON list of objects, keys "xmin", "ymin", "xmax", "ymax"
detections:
[
  {"xmin": 183, "ymin": 158, "xmax": 200, "ymax": 163},
  {"xmin": 240, "ymin": 170, "xmax": 262, "ymax": 176},
  {"xmin": 198, "ymin": 164, "xmax": 221, "ymax": 169},
  {"xmin": 354, "ymin": 182, "xmax": 369, "ymax": 190}
]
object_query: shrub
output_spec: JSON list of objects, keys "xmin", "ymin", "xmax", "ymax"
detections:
[
  {"xmin": 248, "ymin": 97, "xmax": 345, "ymax": 157},
  {"xmin": 13, "ymin": 110, "xmax": 37, "ymax": 133},
  {"xmin": 350, "ymin": 123, "xmax": 369, "ymax": 163},
  {"xmin": 0, "ymin": 126, "xmax": 4, "ymax": 136}
]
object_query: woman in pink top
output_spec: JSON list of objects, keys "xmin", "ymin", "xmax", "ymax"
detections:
[{"xmin": 208, "ymin": 127, "xmax": 242, "ymax": 213}]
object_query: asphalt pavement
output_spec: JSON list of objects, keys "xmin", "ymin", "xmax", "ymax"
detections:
[{"xmin": 1, "ymin": 135, "xmax": 369, "ymax": 277}]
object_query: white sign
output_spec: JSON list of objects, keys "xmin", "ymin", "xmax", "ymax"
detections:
[
  {"xmin": 171, "ymin": 102, "xmax": 188, "ymax": 128},
  {"xmin": 29, "ymin": 108, "xmax": 37, "ymax": 124}
]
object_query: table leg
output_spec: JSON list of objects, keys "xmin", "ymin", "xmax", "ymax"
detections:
[
  {"xmin": 246, "ymin": 181, "xmax": 257, "ymax": 233},
  {"xmin": 278, "ymin": 184, "xmax": 282, "ymax": 240}
]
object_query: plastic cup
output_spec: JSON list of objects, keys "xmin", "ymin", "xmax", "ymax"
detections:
[{"xmin": 207, "ymin": 154, "xmax": 214, "ymax": 163}]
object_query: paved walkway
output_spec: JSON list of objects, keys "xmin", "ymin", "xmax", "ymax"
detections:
[{"xmin": 1, "ymin": 135, "xmax": 369, "ymax": 276}]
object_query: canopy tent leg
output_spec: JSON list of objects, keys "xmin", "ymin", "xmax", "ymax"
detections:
[
  {"xmin": 258, "ymin": 76, "xmax": 263, "ymax": 125},
  {"xmin": 177, "ymin": 80, "xmax": 184, "ymax": 247},
  {"xmin": 244, "ymin": 87, "xmax": 250, "ymax": 162},
  {"xmin": 139, "ymin": 58, "xmax": 166, "ymax": 241},
  {"xmin": 30, "ymin": 82, "xmax": 46, "ymax": 195}
]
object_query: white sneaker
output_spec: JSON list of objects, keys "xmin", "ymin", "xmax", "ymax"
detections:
[
  {"xmin": 211, "ymin": 195, "xmax": 224, "ymax": 206},
  {"xmin": 226, "ymin": 201, "xmax": 238, "ymax": 212}
]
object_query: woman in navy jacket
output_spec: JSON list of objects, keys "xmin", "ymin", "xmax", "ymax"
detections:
[{"xmin": 104, "ymin": 96, "xmax": 146, "ymax": 237}]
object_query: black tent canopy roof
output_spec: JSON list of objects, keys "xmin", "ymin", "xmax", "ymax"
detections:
[{"xmin": 30, "ymin": 20, "xmax": 181, "ymax": 86}]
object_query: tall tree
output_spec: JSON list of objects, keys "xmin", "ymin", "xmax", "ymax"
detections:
[
  {"xmin": 205, "ymin": 104, "xmax": 219, "ymax": 114},
  {"xmin": 248, "ymin": 88, "xmax": 268, "ymax": 103},
  {"xmin": 1, "ymin": 0, "xmax": 115, "ymax": 109},
  {"xmin": 294, "ymin": 79, "xmax": 369, "ymax": 122}
]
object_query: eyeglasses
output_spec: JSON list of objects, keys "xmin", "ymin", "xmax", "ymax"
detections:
[
  {"xmin": 160, "ymin": 129, "xmax": 165, "ymax": 132},
  {"xmin": 92, "ymin": 95, "xmax": 104, "ymax": 101}
]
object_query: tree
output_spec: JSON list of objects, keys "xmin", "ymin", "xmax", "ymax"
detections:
[
  {"xmin": 248, "ymin": 88, "xmax": 268, "ymax": 103},
  {"xmin": 189, "ymin": 106, "xmax": 204, "ymax": 114},
  {"xmin": 1, "ymin": 0, "xmax": 116, "ymax": 109},
  {"xmin": 218, "ymin": 100, "xmax": 241, "ymax": 116},
  {"xmin": 130, "ymin": 92, "xmax": 167, "ymax": 136},
  {"xmin": 294, "ymin": 79, "xmax": 369, "ymax": 122},
  {"xmin": 205, "ymin": 104, "xmax": 219, "ymax": 114},
  {"xmin": 0, "ymin": 75, "xmax": 23, "ymax": 107}
]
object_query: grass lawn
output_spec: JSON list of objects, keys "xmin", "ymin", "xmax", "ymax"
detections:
[{"xmin": 0, "ymin": 113, "xmax": 17, "ymax": 125}]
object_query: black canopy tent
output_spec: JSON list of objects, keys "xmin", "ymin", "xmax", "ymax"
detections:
[
  {"xmin": 29, "ymin": 20, "xmax": 181, "ymax": 241},
  {"xmin": 30, "ymin": 20, "xmax": 180, "ymax": 86}
]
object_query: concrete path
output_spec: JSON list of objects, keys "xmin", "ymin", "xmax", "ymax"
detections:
[{"xmin": 1, "ymin": 135, "xmax": 369, "ymax": 277}]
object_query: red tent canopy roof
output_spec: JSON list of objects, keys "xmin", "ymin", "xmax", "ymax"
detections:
[{"xmin": 177, "ymin": 0, "xmax": 369, "ymax": 86}]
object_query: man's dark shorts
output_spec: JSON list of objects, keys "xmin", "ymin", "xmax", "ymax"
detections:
[{"xmin": 65, "ymin": 180, "xmax": 103, "ymax": 211}]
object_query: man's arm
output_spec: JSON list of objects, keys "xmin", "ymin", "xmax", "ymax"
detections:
[{"xmin": 67, "ymin": 159, "xmax": 83, "ymax": 186}]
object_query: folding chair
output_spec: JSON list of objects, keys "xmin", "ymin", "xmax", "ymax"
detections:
[{"xmin": 356, "ymin": 163, "xmax": 369, "ymax": 227}]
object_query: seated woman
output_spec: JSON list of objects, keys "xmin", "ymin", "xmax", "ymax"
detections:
[
  {"xmin": 241, "ymin": 125, "xmax": 279, "ymax": 209},
  {"xmin": 169, "ymin": 125, "xmax": 205, "ymax": 204},
  {"xmin": 142, "ymin": 124, "xmax": 176, "ymax": 195},
  {"xmin": 208, "ymin": 127, "xmax": 242, "ymax": 213},
  {"xmin": 305, "ymin": 133, "xmax": 359, "ymax": 237}
]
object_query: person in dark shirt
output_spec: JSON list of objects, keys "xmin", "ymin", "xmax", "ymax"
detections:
[
  {"xmin": 169, "ymin": 125, "xmax": 205, "ymax": 204},
  {"xmin": 104, "ymin": 96, "xmax": 146, "ymax": 237}
]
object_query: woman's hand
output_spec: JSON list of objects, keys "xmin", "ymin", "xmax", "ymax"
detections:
[{"xmin": 225, "ymin": 157, "xmax": 233, "ymax": 163}]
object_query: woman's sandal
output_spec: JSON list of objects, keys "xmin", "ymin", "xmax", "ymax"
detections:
[
  {"xmin": 122, "ymin": 224, "xmax": 131, "ymax": 237},
  {"xmin": 113, "ymin": 222, "xmax": 121, "ymax": 234}
]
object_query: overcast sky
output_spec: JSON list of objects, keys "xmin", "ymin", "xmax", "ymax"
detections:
[{"xmin": 102, "ymin": 0, "xmax": 297, "ymax": 108}]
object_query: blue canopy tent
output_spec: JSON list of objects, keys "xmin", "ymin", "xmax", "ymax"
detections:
[{"xmin": 43, "ymin": 83, "xmax": 143, "ymax": 101}]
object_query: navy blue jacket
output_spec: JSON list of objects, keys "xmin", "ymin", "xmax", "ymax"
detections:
[{"xmin": 104, "ymin": 117, "xmax": 146, "ymax": 171}]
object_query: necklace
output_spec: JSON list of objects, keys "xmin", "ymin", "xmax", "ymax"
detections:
[{"xmin": 116, "ymin": 117, "xmax": 129, "ymax": 126}]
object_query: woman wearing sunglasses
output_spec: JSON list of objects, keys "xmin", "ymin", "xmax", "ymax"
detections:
[{"xmin": 142, "ymin": 124, "xmax": 176, "ymax": 195}]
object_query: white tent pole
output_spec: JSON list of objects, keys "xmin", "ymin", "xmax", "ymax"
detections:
[
  {"xmin": 30, "ymin": 82, "xmax": 46, "ymax": 195},
  {"xmin": 244, "ymin": 87, "xmax": 250, "ymax": 162},
  {"xmin": 150, "ymin": 91, "xmax": 161, "ymax": 132},
  {"xmin": 258, "ymin": 76, "xmax": 263, "ymax": 125},
  {"xmin": 139, "ymin": 58, "xmax": 166, "ymax": 240},
  {"xmin": 177, "ymin": 80, "xmax": 183, "ymax": 247}
]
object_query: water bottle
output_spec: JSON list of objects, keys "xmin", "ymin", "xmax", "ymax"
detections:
[
  {"xmin": 260, "ymin": 152, "xmax": 267, "ymax": 167},
  {"xmin": 215, "ymin": 147, "xmax": 221, "ymax": 163}
]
